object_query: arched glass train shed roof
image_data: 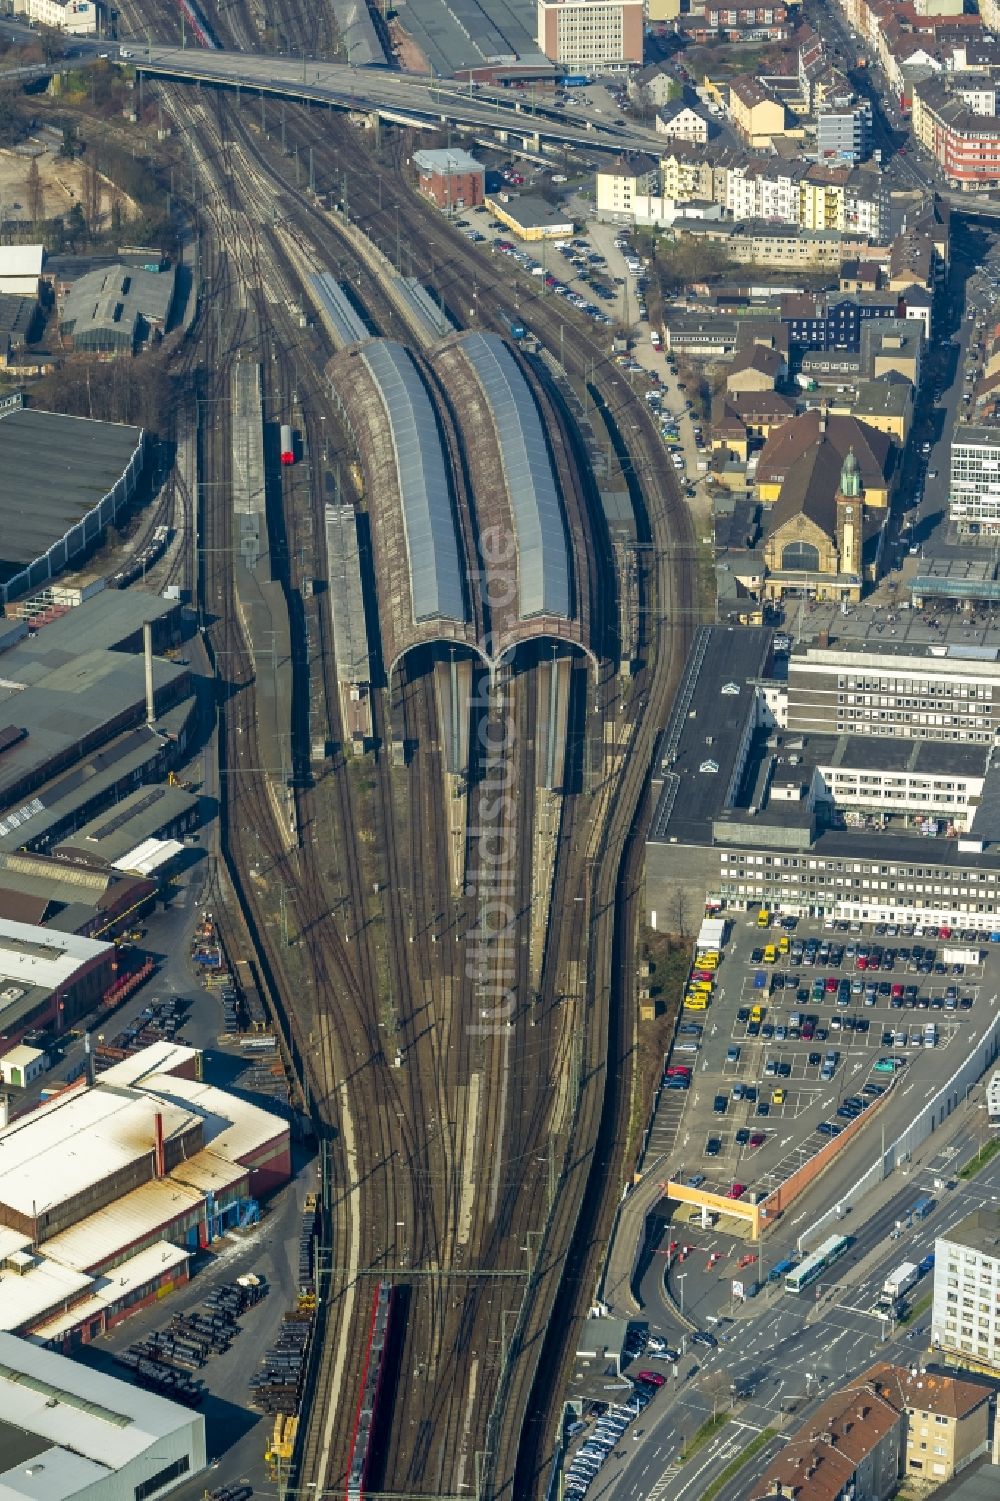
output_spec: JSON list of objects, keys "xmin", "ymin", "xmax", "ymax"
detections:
[
  {"xmin": 360, "ymin": 340, "xmax": 466, "ymax": 626},
  {"xmin": 457, "ymin": 332, "xmax": 571, "ymax": 621}
]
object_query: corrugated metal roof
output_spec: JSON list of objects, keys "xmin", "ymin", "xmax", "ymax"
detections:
[
  {"xmin": 309, "ymin": 274, "xmax": 369, "ymax": 347},
  {"xmin": 0, "ymin": 1088, "xmax": 197, "ymax": 1220},
  {"xmin": 361, "ymin": 341, "xmax": 466, "ymax": 625},
  {"xmin": 39, "ymin": 1178, "xmax": 204, "ymax": 1274},
  {"xmin": 458, "ymin": 332, "xmax": 570, "ymax": 619},
  {"xmin": 138, "ymin": 1072, "xmax": 288, "ymax": 1162},
  {"xmin": 0, "ymin": 1328, "xmax": 203, "ymax": 1474},
  {"xmin": 27, "ymin": 1242, "xmax": 190, "ymax": 1342},
  {"xmin": 0, "ymin": 1257, "xmax": 93, "ymax": 1333},
  {"xmin": 112, "ymin": 837, "xmax": 184, "ymax": 876}
]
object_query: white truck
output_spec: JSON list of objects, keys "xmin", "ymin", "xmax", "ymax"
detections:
[
  {"xmin": 942, "ymin": 945, "xmax": 981, "ymax": 967},
  {"xmin": 881, "ymin": 1261, "xmax": 918, "ymax": 1305}
]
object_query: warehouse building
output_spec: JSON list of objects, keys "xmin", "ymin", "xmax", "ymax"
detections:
[
  {"xmin": 484, "ymin": 194, "xmax": 574, "ymax": 240},
  {"xmin": 413, "ymin": 148, "xmax": 485, "ymax": 210},
  {"xmin": 0, "ymin": 920, "xmax": 115, "ymax": 1042},
  {"xmin": 59, "ymin": 265, "xmax": 176, "ymax": 356},
  {"xmin": 0, "ymin": 247, "xmax": 42, "ymax": 297},
  {"xmin": 53, "ymin": 784, "xmax": 199, "ymax": 871},
  {"xmin": 0, "ymin": 593, "xmax": 189, "ymax": 815},
  {"xmin": 0, "ymin": 852, "xmax": 154, "ymax": 941},
  {"xmin": 0, "ymin": 1043, "xmax": 290, "ymax": 1347},
  {"xmin": 0, "ymin": 409, "xmax": 145, "ymax": 603},
  {"xmin": 0, "ymin": 1332, "xmax": 205, "ymax": 1501}
]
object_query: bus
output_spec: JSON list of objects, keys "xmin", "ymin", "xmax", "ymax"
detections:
[{"xmin": 785, "ymin": 1234, "xmax": 850, "ymax": 1293}]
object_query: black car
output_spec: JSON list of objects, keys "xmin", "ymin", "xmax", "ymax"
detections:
[
  {"xmin": 706, "ymin": 1136, "xmax": 721, "ymax": 1156},
  {"xmin": 713, "ymin": 1095, "xmax": 728, "ymax": 1114},
  {"xmin": 691, "ymin": 1331, "xmax": 717, "ymax": 1347},
  {"xmin": 751, "ymin": 948, "xmax": 764, "ymax": 964},
  {"xmin": 735, "ymin": 1128, "xmax": 750, "ymax": 1145},
  {"xmin": 737, "ymin": 1007, "xmax": 751, "ymax": 1023},
  {"xmin": 808, "ymin": 1051, "xmax": 821, "ymax": 1066}
]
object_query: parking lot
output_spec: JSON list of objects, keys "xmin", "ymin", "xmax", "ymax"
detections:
[{"xmin": 662, "ymin": 912, "xmax": 994, "ymax": 1224}]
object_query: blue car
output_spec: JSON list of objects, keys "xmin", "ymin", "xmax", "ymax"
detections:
[{"xmin": 753, "ymin": 970, "xmax": 767, "ymax": 989}]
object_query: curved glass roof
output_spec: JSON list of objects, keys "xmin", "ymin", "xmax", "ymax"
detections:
[
  {"xmin": 460, "ymin": 332, "xmax": 570, "ymax": 620},
  {"xmin": 362, "ymin": 341, "xmax": 466, "ymax": 625}
]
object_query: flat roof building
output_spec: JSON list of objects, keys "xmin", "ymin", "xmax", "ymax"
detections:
[
  {"xmin": 0, "ymin": 410, "xmax": 144, "ymax": 604},
  {"xmin": 0, "ymin": 247, "xmax": 42, "ymax": 298},
  {"xmin": 933, "ymin": 1210, "xmax": 1000, "ymax": 1377},
  {"xmin": 950, "ymin": 423, "xmax": 1000, "ymax": 536},
  {"xmin": 536, "ymin": 0, "xmax": 643, "ymax": 72},
  {"xmin": 0, "ymin": 919, "xmax": 114, "ymax": 1041},
  {"xmin": 413, "ymin": 149, "xmax": 485, "ymax": 210},
  {"xmin": 484, "ymin": 195, "xmax": 574, "ymax": 240}
]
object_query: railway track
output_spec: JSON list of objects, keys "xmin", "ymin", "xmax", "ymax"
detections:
[{"xmin": 88, "ymin": 9, "xmax": 701, "ymax": 1481}]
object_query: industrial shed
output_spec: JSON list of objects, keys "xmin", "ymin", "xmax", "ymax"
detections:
[
  {"xmin": 59, "ymin": 264, "xmax": 175, "ymax": 355},
  {"xmin": 0, "ymin": 409, "xmax": 144, "ymax": 604},
  {"xmin": 0, "ymin": 1331, "xmax": 205, "ymax": 1501}
]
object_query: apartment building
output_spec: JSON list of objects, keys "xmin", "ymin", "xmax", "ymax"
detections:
[
  {"xmin": 704, "ymin": 0, "xmax": 789, "ymax": 39},
  {"xmin": 932, "ymin": 1210, "xmax": 1000, "ymax": 1378},
  {"xmin": 914, "ymin": 76, "xmax": 1000, "ymax": 188},
  {"xmin": 595, "ymin": 153, "xmax": 661, "ymax": 220},
  {"xmin": 728, "ymin": 75, "xmax": 788, "ymax": 146},
  {"xmin": 950, "ymin": 423, "xmax": 1000, "ymax": 534},
  {"xmin": 535, "ymin": 0, "xmax": 643, "ymax": 71},
  {"xmin": 750, "ymin": 1378, "xmax": 903, "ymax": 1501},
  {"xmin": 14, "ymin": 0, "xmax": 99, "ymax": 32},
  {"xmin": 818, "ymin": 99, "xmax": 873, "ymax": 162}
]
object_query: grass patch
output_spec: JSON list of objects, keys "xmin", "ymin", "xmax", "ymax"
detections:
[
  {"xmin": 680, "ymin": 1413, "xmax": 730, "ymax": 1463},
  {"xmin": 958, "ymin": 1135, "xmax": 1000, "ymax": 1179},
  {"xmin": 702, "ymin": 1428, "xmax": 776, "ymax": 1501},
  {"xmin": 898, "ymin": 1291, "xmax": 933, "ymax": 1326}
]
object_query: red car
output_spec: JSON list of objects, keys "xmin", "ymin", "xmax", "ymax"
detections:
[
  {"xmin": 666, "ymin": 1065, "xmax": 691, "ymax": 1078},
  {"xmin": 637, "ymin": 1370, "xmax": 666, "ymax": 1387},
  {"xmin": 855, "ymin": 955, "xmax": 868, "ymax": 970},
  {"xmin": 824, "ymin": 976, "xmax": 837, "ymax": 992},
  {"xmin": 749, "ymin": 1132, "xmax": 765, "ymax": 1148},
  {"xmin": 726, "ymin": 1182, "xmax": 746, "ymax": 1199}
]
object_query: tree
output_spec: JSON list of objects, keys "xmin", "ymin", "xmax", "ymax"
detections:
[
  {"xmin": 83, "ymin": 157, "xmax": 101, "ymax": 235},
  {"xmin": 25, "ymin": 157, "xmax": 43, "ymax": 225},
  {"xmin": 59, "ymin": 122, "xmax": 76, "ymax": 160}
]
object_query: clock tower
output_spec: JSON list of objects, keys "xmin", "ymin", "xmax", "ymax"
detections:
[{"xmin": 835, "ymin": 448, "xmax": 864, "ymax": 580}]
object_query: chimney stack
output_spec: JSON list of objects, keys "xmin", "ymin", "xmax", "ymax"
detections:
[
  {"xmin": 84, "ymin": 1031, "xmax": 94, "ymax": 1087},
  {"xmin": 143, "ymin": 620, "xmax": 156, "ymax": 727},
  {"xmin": 153, "ymin": 1110, "xmax": 165, "ymax": 1178}
]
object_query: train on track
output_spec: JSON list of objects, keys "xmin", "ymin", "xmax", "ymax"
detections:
[
  {"xmin": 345, "ymin": 1281, "xmax": 395, "ymax": 1501},
  {"xmin": 280, "ymin": 424, "xmax": 295, "ymax": 466},
  {"xmin": 176, "ymin": 0, "xmax": 219, "ymax": 48},
  {"xmin": 497, "ymin": 307, "xmax": 527, "ymax": 341},
  {"xmin": 111, "ymin": 524, "xmax": 169, "ymax": 589}
]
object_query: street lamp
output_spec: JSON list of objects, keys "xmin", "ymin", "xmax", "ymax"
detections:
[{"xmin": 677, "ymin": 1272, "xmax": 687, "ymax": 1317}]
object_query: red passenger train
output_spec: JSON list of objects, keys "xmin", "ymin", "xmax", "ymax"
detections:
[
  {"xmin": 280, "ymin": 423, "xmax": 295, "ymax": 466},
  {"xmin": 346, "ymin": 1281, "xmax": 395, "ymax": 1500}
]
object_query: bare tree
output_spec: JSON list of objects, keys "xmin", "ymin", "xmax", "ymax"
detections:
[{"xmin": 25, "ymin": 156, "xmax": 43, "ymax": 224}]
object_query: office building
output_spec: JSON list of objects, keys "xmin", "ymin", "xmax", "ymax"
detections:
[
  {"xmin": 817, "ymin": 99, "xmax": 873, "ymax": 161},
  {"xmin": 412, "ymin": 149, "xmax": 485, "ymax": 211},
  {"xmin": 950, "ymin": 424, "xmax": 1000, "ymax": 534},
  {"xmin": 536, "ymin": 0, "xmax": 643, "ymax": 72}
]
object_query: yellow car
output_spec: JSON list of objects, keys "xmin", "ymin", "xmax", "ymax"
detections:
[
  {"xmin": 778, "ymin": 935, "xmax": 790, "ymax": 955},
  {"xmin": 772, "ymin": 1088, "xmax": 785, "ymax": 1106},
  {"xmin": 684, "ymin": 995, "xmax": 707, "ymax": 1012},
  {"xmin": 688, "ymin": 980, "xmax": 713, "ymax": 994},
  {"xmin": 763, "ymin": 945, "xmax": 777, "ymax": 964},
  {"xmin": 757, "ymin": 908, "xmax": 771, "ymax": 928},
  {"xmin": 699, "ymin": 951, "xmax": 720, "ymax": 969}
]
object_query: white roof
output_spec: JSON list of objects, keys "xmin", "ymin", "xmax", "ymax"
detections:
[
  {"xmin": 0, "ymin": 1047, "xmax": 45, "ymax": 1070},
  {"xmin": 96, "ymin": 1043, "xmax": 201, "ymax": 1090},
  {"xmin": 0, "ymin": 1086, "xmax": 197, "ymax": 1220},
  {"xmin": 0, "ymin": 246, "xmax": 43, "ymax": 279},
  {"xmin": 138, "ymin": 1072, "xmax": 288, "ymax": 1161},
  {"xmin": 0, "ymin": 1329, "xmax": 200, "ymax": 1479},
  {"xmin": 0, "ymin": 1256, "xmax": 92, "ymax": 1333},
  {"xmin": 0, "ymin": 1229, "xmax": 31, "ymax": 1262},
  {"xmin": 0, "ymin": 920, "xmax": 111, "ymax": 991},
  {"xmin": 27, "ymin": 1242, "xmax": 190, "ymax": 1342},
  {"xmin": 112, "ymin": 838, "xmax": 184, "ymax": 876}
]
